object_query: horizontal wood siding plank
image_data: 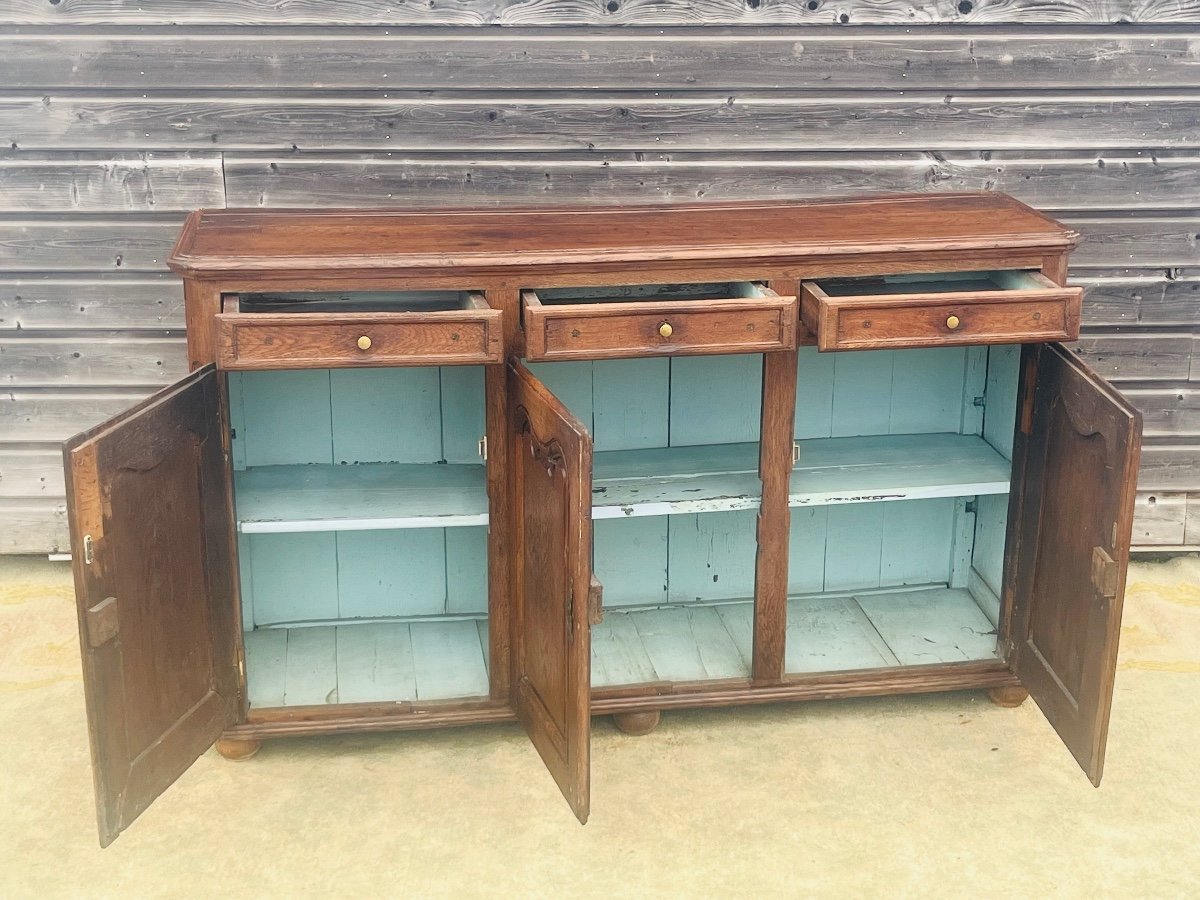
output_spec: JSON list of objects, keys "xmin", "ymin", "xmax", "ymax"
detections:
[
  {"xmin": 0, "ymin": 335, "xmax": 187, "ymax": 387},
  {"xmin": 5, "ymin": 93, "xmax": 1198, "ymax": 151},
  {"xmin": 1068, "ymin": 217, "xmax": 1200, "ymax": 268},
  {"xmin": 222, "ymin": 151, "xmax": 1200, "ymax": 211},
  {"xmin": 3, "ymin": 0, "xmax": 1199, "ymax": 25},
  {"xmin": 1131, "ymin": 490, "xmax": 1188, "ymax": 545},
  {"xmin": 0, "ymin": 218, "xmax": 182, "ymax": 272},
  {"xmin": 0, "ymin": 446, "xmax": 63, "ymax": 498},
  {"xmin": 0, "ymin": 153, "xmax": 224, "ymax": 212},
  {"xmin": 0, "ymin": 275, "xmax": 185, "ymax": 330},
  {"xmin": 5, "ymin": 30, "xmax": 1200, "ymax": 91},
  {"xmin": 1122, "ymin": 385, "xmax": 1200, "ymax": 437},
  {"xmin": 1140, "ymin": 445, "xmax": 1200, "ymax": 490},
  {"xmin": 1076, "ymin": 270, "xmax": 1200, "ymax": 325},
  {"xmin": 1070, "ymin": 331, "xmax": 1197, "ymax": 382},
  {"xmin": 0, "ymin": 499, "xmax": 67, "ymax": 554},
  {"xmin": 2, "ymin": 389, "xmax": 150, "ymax": 441}
]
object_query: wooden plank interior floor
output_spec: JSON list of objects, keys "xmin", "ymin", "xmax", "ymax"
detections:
[
  {"xmin": 593, "ymin": 587, "xmax": 999, "ymax": 688},
  {"xmin": 245, "ymin": 588, "xmax": 998, "ymax": 704},
  {"xmin": 243, "ymin": 619, "xmax": 490, "ymax": 707}
]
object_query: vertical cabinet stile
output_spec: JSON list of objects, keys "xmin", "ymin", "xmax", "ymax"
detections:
[
  {"xmin": 752, "ymin": 279, "xmax": 801, "ymax": 683},
  {"xmin": 485, "ymin": 286, "xmax": 518, "ymax": 700}
]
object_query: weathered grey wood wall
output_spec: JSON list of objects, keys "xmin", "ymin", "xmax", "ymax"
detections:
[{"xmin": 1, "ymin": 2, "xmax": 1198, "ymax": 554}]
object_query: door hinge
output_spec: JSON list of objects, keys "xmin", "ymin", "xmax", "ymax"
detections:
[
  {"xmin": 1091, "ymin": 546, "xmax": 1120, "ymax": 599},
  {"xmin": 973, "ymin": 395, "xmax": 986, "ymax": 408},
  {"xmin": 964, "ymin": 499, "xmax": 978, "ymax": 515},
  {"xmin": 478, "ymin": 435, "xmax": 488, "ymax": 461},
  {"xmin": 83, "ymin": 534, "xmax": 94, "ymax": 565}
]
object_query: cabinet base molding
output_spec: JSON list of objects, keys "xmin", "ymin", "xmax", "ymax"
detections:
[
  {"xmin": 612, "ymin": 710, "xmax": 662, "ymax": 736},
  {"xmin": 224, "ymin": 660, "xmax": 1019, "ymax": 741},
  {"xmin": 986, "ymin": 686, "xmax": 1030, "ymax": 708},
  {"xmin": 214, "ymin": 738, "xmax": 262, "ymax": 761}
]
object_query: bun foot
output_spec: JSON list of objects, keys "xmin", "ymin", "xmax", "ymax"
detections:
[
  {"xmin": 215, "ymin": 737, "xmax": 262, "ymax": 761},
  {"xmin": 987, "ymin": 686, "xmax": 1029, "ymax": 708},
  {"xmin": 612, "ymin": 710, "xmax": 661, "ymax": 736}
]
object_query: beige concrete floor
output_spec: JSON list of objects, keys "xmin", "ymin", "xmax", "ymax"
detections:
[{"xmin": 1, "ymin": 555, "xmax": 1198, "ymax": 899}]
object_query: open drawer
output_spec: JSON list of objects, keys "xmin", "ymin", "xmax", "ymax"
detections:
[
  {"xmin": 522, "ymin": 281, "xmax": 797, "ymax": 361},
  {"xmin": 800, "ymin": 270, "xmax": 1081, "ymax": 351},
  {"xmin": 215, "ymin": 290, "xmax": 502, "ymax": 369}
]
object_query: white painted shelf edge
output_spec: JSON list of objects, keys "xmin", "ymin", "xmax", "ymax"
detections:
[{"xmin": 234, "ymin": 433, "xmax": 1010, "ymax": 533}]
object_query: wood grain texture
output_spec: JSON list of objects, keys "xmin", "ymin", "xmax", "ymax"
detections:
[
  {"xmin": 1078, "ymin": 270, "xmax": 1200, "ymax": 326},
  {"xmin": 0, "ymin": 218, "xmax": 181, "ymax": 271},
  {"xmin": 523, "ymin": 287, "xmax": 796, "ymax": 361},
  {"xmin": 802, "ymin": 273, "xmax": 1080, "ymax": 351},
  {"xmin": 224, "ymin": 150, "xmax": 1200, "ymax": 211},
  {"xmin": 64, "ymin": 366, "xmax": 238, "ymax": 845},
  {"xmin": 508, "ymin": 358, "xmax": 592, "ymax": 824},
  {"xmin": 7, "ymin": 92, "xmax": 1198, "ymax": 152},
  {"xmin": 1071, "ymin": 331, "xmax": 1196, "ymax": 382},
  {"xmin": 753, "ymin": 345, "xmax": 797, "ymax": 684},
  {"xmin": 170, "ymin": 194, "xmax": 1073, "ymax": 276},
  {"xmin": 7, "ymin": 30, "xmax": 1200, "ymax": 90},
  {"xmin": 1, "ymin": 335, "xmax": 186, "ymax": 386},
  {"xmin": 3, "ymin": 390, "xmax": 153, "ymax": 441},
  {"xmin": 4, "ymin": 213, "xmax": 1191, "ymax": 281},
  {"xmin": 0, "ymin": 153, "xmax": 224, "ymax": 212},
  {"xmin": 0, "ymin": 498, "xmax": 69, "ymax": 553},
  {"xmin": 1006, "ymin": 343, "xmax": 1141, "ymax": 785},
  {"xmin": 0, "ymin": 275, "xmax": 184, "ymax": 331},
  {"xmin": 216, "ymin": 309, "xmax": 502, "ymax": 369},
  {"xmin": 3, "ymin": 0, "xmax": 1198, "ymax": 24}
]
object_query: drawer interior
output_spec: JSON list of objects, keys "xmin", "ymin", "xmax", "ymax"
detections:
[
  {"xmin": 530, "ymin": 281, "xmax": 770, "ymax": 306},
  {"xmin": 812, "ymin": 269, "xmax": 1049, "ymax": 298},
  {"xmin": 234, "ymin": 289, "xmax": 484, "ymax": 314}
]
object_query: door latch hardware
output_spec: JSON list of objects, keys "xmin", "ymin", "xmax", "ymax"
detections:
[
  {"xmin": 86, "ymin": 596, "xmax": 119, "ymax": 647},
  {"xmin": 1091, "ymin": 546, "xmax": 1119, "ymax": 599},
  {"xmin": 478, "ymin": 435, "xmax": 488, "ymax": 461},
  {"xmin": 792, "ymin": 441, "xmax": 801, "ymax": 464},
  {"xmin": 83, "ymin": 534, "xmax": 94, "ymax": 565}
]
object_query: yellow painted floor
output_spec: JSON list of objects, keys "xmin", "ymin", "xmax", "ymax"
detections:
[{"xmin": 1, "ymin": 555, "xmax": 1198, "ymax": 898}]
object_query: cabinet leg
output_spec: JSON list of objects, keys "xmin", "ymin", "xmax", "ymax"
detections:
[
  {"xmin": 215, "ymin": 737, "xmax": 262, "ymax": 761},
  {"xmin": 612, "ymin": 710, "xmax": 661, "ymax": 736},
  {"xmin": 987, "ymin": 686, "xmax": 1029, "ymax": 708}
]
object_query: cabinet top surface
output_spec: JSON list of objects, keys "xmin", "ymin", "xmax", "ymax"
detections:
[{"xmin": 169, "ymin": 192, "xmax": 1075, "ymax": 278}]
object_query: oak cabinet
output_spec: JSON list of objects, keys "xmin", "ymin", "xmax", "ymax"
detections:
[{"xmin": 64, "ymin": 194, "xmax": 1140, "ymax": 846}]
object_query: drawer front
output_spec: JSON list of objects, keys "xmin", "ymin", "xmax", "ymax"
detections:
[
  {"xmin": 801, "ymin": 273, "xmax": 1081, "ymax": 351},
  {"xmin": 523, "ymin": 290, "xmax": 797, "ymax": 361},
  {"xmin": 216, "ymin": 312, "xmax": 502, "ymax": 369}
]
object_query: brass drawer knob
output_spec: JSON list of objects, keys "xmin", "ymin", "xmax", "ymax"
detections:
[
  {"xmin": 945, "ymin": 315, "xmax": 961, "ymax": 330},
  {"xmin": 658, "ymin": 321, "xmax": 674, "ymax": 338},
  {"xmin": 357, "ymin": 335, "xmax": 373, "ymax": 350}
]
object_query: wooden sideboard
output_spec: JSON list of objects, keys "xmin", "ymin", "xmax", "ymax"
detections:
[{"xmin": 64, "ymin": 193, "xmax": 1141, "ymax": 846}]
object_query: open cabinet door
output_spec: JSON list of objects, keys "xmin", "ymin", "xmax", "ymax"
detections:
[
  {"xmin": 507, "ymin": 359, "xmax": 594, "ymax": 823},
  {"xmin": 1005, "ymin": 344, "xmax": 1141, "ymax": 786},
  {"xmin": 64, "ymin": 365, "xmax": 239, "ymax": 846}
]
